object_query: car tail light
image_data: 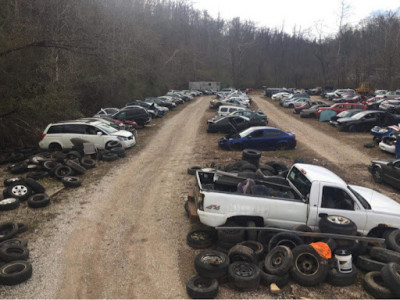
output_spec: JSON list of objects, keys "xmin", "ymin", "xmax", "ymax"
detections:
[
  {"xmin": 388, "ymin": 101, "xmax": 392, "ymax": 104},
  {"xmin": 39, "ymin": 134, "xmax": 46, "ymax": 141}
]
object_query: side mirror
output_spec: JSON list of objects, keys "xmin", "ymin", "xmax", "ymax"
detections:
[{"xmin": 97, "ymin": 132, "xmax": 103, "ymax": 136}]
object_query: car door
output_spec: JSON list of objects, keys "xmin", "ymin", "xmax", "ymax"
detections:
[
  {"xmin": 316, "ymin": 183, "xmax": 367, "ymax": 232},
  {"xmin": 80, "ymin": 125, "xmax": 105, "ymax": 148},
  {"xmin": 61, "ymin": 124, "xmax": 86, "ymax": 148},
  {"xmin": 384, "ymin": 160, "xmax": 400, "ymax": 188},
  {"xmin": 362, "ymin": 113, "xmax": 378, "ymax": 131},
  {"xmin": 245, "ymin": 129, "xmax": 265, "ymax": 149},
  {"xmin": 263, "ymin": 129, "xmax": 284, "ymax": 150}
]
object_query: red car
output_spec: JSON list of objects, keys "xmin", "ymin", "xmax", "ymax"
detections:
[{"xmin": 315, "ymin": 103, "xmax": 366, "ymax": 118}]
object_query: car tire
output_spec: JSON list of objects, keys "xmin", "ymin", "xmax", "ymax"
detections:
[
  {"xmin": 24, "ymin": 178, "xmax": 45, "ymax": 193},
  {"xmin": 186, "ymin": 275, "xmax": 218, "ymax": 299},
  {"xmin": 101, "ymin": 152, "xmax": 119, "ymax": 161},
  {"xmin": 0, "ymin": 245, "xmax": 29, "ymax": 262},
  {"xmin": 228, "ymin": 244, "xmax": 258, "ymax": 264},
  {"xmin": 372, "ymin": 167, "xmax": 383, "ymax": 183},
  {"xmin": 290, "ymin": 244, "xmax": 328, "ymax": 287},
  {"xmin": 238, "ymin": 241, "xmax": 264, "ymax": 261},
  {"xmin": 80, "ymin": 157, "xmax": 96, "ymax": 169},
  {"xmin": 356, "ymin": 255, "xmax": 386, "ymax": 272},
  {"xmin": 228, "ymin": 261, "xmax": 260, "ymax": 290},
  {"xmin": 217, "ymin": 223, "xmax": 245, "ymax": 244},
  {"xmin": 258, "ymin": 261, "xmax": 289, "ymax": 288},
  {"xmin": 0, "ymin": 198, "xmax": 20, "ymax": 211},
  {"xmin": 381, "ymin": 262, "xmax": 400, "ymax": 298},
  {"xmin": 65, "ymin": 160, "xmax": 86, "ymax": 175},
  {"xmin": 27, "ymin": 193, "xmax": 50, "ymax": 208},
  {"xmin": 326, "ymin": 265, "xmax": 358, "ymax": 286},
  {"xmin": 186, "ymin": 227, "xmax": 217, "ymax": 249},
  {"xmin": 268, "ymin": 232, "xmax": 304, "ymax": 252},
  {"xmin": 0, "ymin": 261, "xmax": 33, "ymax": 285},
  {"xmin": 276, "ymin": 143, "xmax": 287, "ymax": 150},
  {"xmin": 194, "ymin": 250, "xmax": 230, "ymax": 279},
  {"xmin": 66, "ymin": 150, "xmax": 82, "ymax": 160},
  {"xmin": 0, "ymin": 222, "xmax": 19, "ymax": 242},
  {"xmin": 6, "ymin": 183, "xmax": 32, "ymax": 201},
  {"xmin": 363, "ymin": 271, "xmax": 393, "ymax": 299},
  {"xmin": 319, "ymin": 215, "xmax": 357, "ymax": 235},
  {"xmin": 53, "ymin": 165, "xmax": 74, "ymax": 180},
  {"xmin": 105, "ymin": 141, "xmax": 122, "ymax": 150},
  {"xmin": 370, "ymin": 247, "xmax": 400, "ymax": 264},
  {"xmin": 8, "ymin": 162, "xmax": 28, "ymax": 174},
  {"xmin": 0, "ymin": 238, "xmax": 28, "ymax": 248},
  {"xmin": 386, "ymin": 229, "xmax": 400, "ymax": 252},
  {"xmin": 264, "ymin": 245, "xmax": 294, "ymax": 276},
  {"xmin": 61, "ymin": 176, "xmax": 82, "ymax": 188},
  {"xmin": 3, "ymin": 177, "xmax": 25, "ymax": 187}
]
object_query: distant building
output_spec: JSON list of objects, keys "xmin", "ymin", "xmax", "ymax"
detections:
[{"xmin": 189, "ymin": 81, "xmax": 220, "ymax": 91}]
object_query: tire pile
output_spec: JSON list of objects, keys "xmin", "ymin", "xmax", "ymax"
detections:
[{"xmin": 0, "ymin": 222, "xmax": 32, "ymax": 285}]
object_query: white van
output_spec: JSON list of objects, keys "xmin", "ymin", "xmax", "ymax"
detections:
[
  {"xmin": 38, "ymin": 120, "xmax": 135, "ymax": 151},
  {"xmin": 217, "ymin": 105, "xmax": 246, "ymax": 117}
]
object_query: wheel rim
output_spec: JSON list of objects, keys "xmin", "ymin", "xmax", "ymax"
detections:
[
  {"xmin": 190, "ymin": 231, "xmax": 209, "ymax": 241},
  {"xmin": 295, "ymin": 253, "xmax": 319, "ymax": 275},
  {"xmin": 271, "ymin": 250, "xmax": 286, "ymax": 267},
  {"xmin": 11, "ymin": 185, "xmax": 28, "ymax": 196},
  {"xmin": 200, "ymin": 254, "xmax": 225, "ymax": 265},
  {"xmin": 232, "ymin": 263, "xmax": 255, "ymax": 277},
  {"xmin": 327, "ymin": 216, "xmax": 350, "ymax": 225}
]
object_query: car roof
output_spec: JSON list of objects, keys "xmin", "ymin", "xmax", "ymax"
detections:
[
  {"xmin": 293, "ymin": 164, "xmax": 346, "ymax": 185},
  {"xmin": 50, "ymin": 120, "xmax": 103, "ymax": 126},
  {"xmin": 244, "ymin": 126, "xmax": 282, "ymax": 131}
]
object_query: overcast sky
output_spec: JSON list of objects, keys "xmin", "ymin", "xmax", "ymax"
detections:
[{"xmin": 189, "ymin": 0, "xmax": 400, "ymax": 37}]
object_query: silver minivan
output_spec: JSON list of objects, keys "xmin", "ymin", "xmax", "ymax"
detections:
[{"xmin": 217, "ymin": 105, "xmax": 246, "ymax": 117}]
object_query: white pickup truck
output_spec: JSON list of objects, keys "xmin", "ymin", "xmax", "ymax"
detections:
[{"xmin": 193, "ymin": 163, "xmax": 400, "ymax": 235}]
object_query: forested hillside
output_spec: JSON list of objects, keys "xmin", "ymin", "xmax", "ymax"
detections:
[{"xmin": 0, "ymin": 0, "xmax": 399, "ymax": 148}]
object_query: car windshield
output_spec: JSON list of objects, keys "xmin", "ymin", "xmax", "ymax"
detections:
[
  {"xmin": 348, "ymin": 186, "xmax": 371, "ymax": 209},
  {"xmin": 96, "ymin": 123, "xmax": 118, "ymax": 134},
  {"xmin": 352, "ymin": 112, "xmax": 369, "ymax": 120},
  {"xmin": 287, "ymin": 167, "xmax": 311, "ymax": 197}
]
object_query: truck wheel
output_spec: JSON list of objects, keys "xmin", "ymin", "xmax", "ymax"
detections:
[
  {"xmin": 356, "ymin": 255, "xmax": 386, "ymax": 272},
  {"xmin": 186, "ymin": 275, "xmax": 218, "ymax": 299},
  {"xmin": 258, "ymin": 262, "xmax": 289, "ymax": 288},
  {"xmin": 264, "ymin": 245, "xmax": 293, "ymax": 276},
  {"xmin": 239, "ymin": 241, "xmax": 264, "ymax": 261},
  {"xmin": 363, "ymin": 271, "xmax": 393, "ymax": 299},
  {"xmin": 326, "ymin": 265, "xmax": 358, "ymax": 286},
  {"xmin": 0, "ymin": 261, "xmax": 33, "ymax": 285},
  {"xmin": 370, "ymin": 247, "xmax": 400, "ymax": 264},
  {"xmin": 194, "ymin": 250, "xmax": 229, "ymax": 279},
  {"xmin": 386, "ymin": 230, "xmax": 400, "ymax": 252},
  {"xmin": 319, "ymin": 215, "xmax": 357, "ymax": 235},
  {"xmin": 381, "ymin": 262, "xmax": 400, "ymax": 298},
  {"xmin": 187, "ymin": 228, "xmax": 217, "ymax": 249},
  {"xmin": 268, "ymin": 232, "xmax": 304, "ymax": 252},
  {"xmin": 228, "ymin": 245, "xmax": 258, "ymax": 264},
  {"xmin": 290, "ymin": 245, "xmax": 328, "ymax": 286},
  {"xmin": 228, "ymin": 261, "xmax": 260, "ymax": 290}
]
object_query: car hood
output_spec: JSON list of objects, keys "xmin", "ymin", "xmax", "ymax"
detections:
[
  {"xmin": 350, "ymin": 185, "xmax": 400, "ymax": 216},
  {"xmin": 111, "ymin": 130, "xmax": 133, "ymax": 138}
]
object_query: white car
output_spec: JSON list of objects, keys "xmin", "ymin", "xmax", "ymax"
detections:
[
  {"xmin": 39, "ymin": 120, "xmax": 136, "ymax": 151},
  {"xmin": 272, "ymin": 92, "xmax": 291, "ymax": 100},
  {"xmin": 379, "ymin": 136, "xmax": 397, "ymax": 154}
]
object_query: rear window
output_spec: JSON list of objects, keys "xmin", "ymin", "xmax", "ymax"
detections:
[
  {"xmin": 47, "ymin": 124, "xmax": 85, "ymax": 134},
  {"xmin": 288, "ymin": 167, "xmax": 312, "ymax": 197}
]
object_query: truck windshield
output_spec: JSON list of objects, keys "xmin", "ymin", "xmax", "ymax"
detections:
[{"xmin": 287, "ymin": 167, "xmax": 312, "ymax": 197}]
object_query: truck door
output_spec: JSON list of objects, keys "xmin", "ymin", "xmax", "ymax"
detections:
[{"xmin": 316, "ymin": 184, "xmax": 367, "ymax": 233}]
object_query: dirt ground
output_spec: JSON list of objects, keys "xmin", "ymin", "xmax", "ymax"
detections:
[{"xmin": 0, "ymin": 93, "xmax": 398, "ymax": 299}]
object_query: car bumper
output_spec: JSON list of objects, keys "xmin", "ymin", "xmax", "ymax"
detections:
[
  {"xmin": 379, "ymin": 143, "xmax": 395, "ymax": 154},
  {"xmin": 197, "ymin": 209, "xmax": 227, "ymax": 227}
]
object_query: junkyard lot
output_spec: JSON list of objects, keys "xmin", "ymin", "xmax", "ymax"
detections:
[{"xmin": 0, "ymin": 93, "xmax": 399, "ymax": 299}]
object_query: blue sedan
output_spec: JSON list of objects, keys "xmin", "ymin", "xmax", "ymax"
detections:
[{"xmin": 218, "ymin": 126, "xmax": 296, "ymax": 150}]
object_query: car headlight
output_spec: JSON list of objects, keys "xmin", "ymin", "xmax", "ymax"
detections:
[{"xmin": 117, "ymin": 136, "xmax": 128, "ymax": 141}]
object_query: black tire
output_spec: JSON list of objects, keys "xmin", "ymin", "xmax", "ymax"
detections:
[
  {"xmin": 264, "ymin": 245, "xmax": 294, "ymax": 275},
  {"xmin": 245, "ymin": 220, "xmax": 257, "ymax": 241},
  {"xmin": 214, "ymin": 241, "xmax": 236, "ymax": 254},
  {"xmin": 0, "ymin": 238, "xmax": 28, "ymax": 248},
  {"xmin": 257, "ymin": 230, "xmax": 277, "ymax": 252},
  {"xmin": 326, "ymin": 265, "xmax": 358, "ymax": 286},
  {"xmin": 49, "ymin": 143, "xmax": 62, "ymax": 152},
  {"xmin": 276, "ymin": 143, "xmax": 287, "ymax": 150},
  {"xmin": 65, "ymin": 150, "xmax": 82, "ymax": 160},
  {"xmin": 290, "ymin": 244, "xmax": 328, "ymax": 287},
  {"xmin": 186, "ymin": 274, "xmax": 218, "ymax": 299},
  {"xmin": 53, "ymin": 165, "xmax": 74, "ymax": 180},
  {"xmin": 258, "ymin": 165, "xmax": 277, "ymax": 175},
  {"xmin": 386, "ymin": 229, "xmax": 400, "ymax": 252},
  {"xmin": 348, "ymin": 125, "xmax": 356, "ymax": 132},
  {"xmin": 372, "ymin": 167, "xmax": 383, "ymax": 183},
  {"xmin": 319, "ymin": 215, "xmax": 357, "ymax": 236},
  {"xmin": 381, "ymin": 262, "xmax": 400, "ymax": 298},
  {"xmin": 101, "ymin": 152, "xmax": 119, "ymax": 161},
  {"xmin": 228, "ymin": 244, "xmax": 258, "ymax": 264},
  {"xmin": 187, "ymin": 228, "xmax": 217, "ymax": 249},
  {"xmin": 217, "ymin": 223, "xmax": 245, "ymax": 244},
  {"xmin": 80, "ymin": 157, "xmax": 96, "ymax": 169},
  {"xmin": 105, "ymin": 140, "xmax": 122, "ymax": 150},
  {"xmin": 65, "ymin": 160, "xmax": 86, "ymax": 175},
  {"xmin": 0, "ymin": 222, "xmax": 19, "ymax": 242},
  {"xmin": 363, "ymin": 271, "xmax": 393, "ymax": 299},
  {"xmin": 6, "ymin": 183, "xmax": 32, "ymax": 201},
  {"xmin": 27, "ymin": 193, "xmax": 50, "ymax": 208},
  {"xmin": 238, "ymin": 241, "xmax": 264, "ymax": 261},
  {"xmin": 0, "ymin": 261, "xmax": 33, "ymax": 285},
  {"xmin": 242, "ymin": 149, "xmax": 262, "ymax": 160},
  {"xmin": 42, "ymin": 160, "xmax": 59, "ymax": 172},
  {"xmin": 8, "ymin": 162, "xmax": 28, "ymax": 174},
  {"xmin": 24, "ymin": 178, "xmax": 45, "ymax": 193},
  {"xmin": 291, "ymin": 224, "xmax": 314, "ymax": 243},
  {"xmin": 187, "ymin": 166, "xmax": 202, "ymax": 175},
  {"xmin": 266, "ymin": 161, "xmax": 288, "ymax": 173},
  {"xmin": 258, "ymin": 262, "xmax": 289, "ymax": 288},
  {"xmin": 0, "ymin": 198, "xmax": 20, "ymax": 211},
  {"xmin": 370, "ymin": 247, "xmax": 400, "ymax": 264},
  {"xmin": 26, "ymin": 171, "xmax": 49, "ymax": 180},
  {"xmin": 3, "ymin": 177, "xmax": 25, "ymax": 187},
  {"xmin": 356, "ymin": 255, "xmax": 386, "ymax": 272},
  {"xmin": 194, "ymin": 250, "xmax": 230, "ymax": 279},
  {"xmin": 0, "ymin": 245, "xmax": 29, "ymax": 262},
  {"xmin": 184, "ymin": 200, "xmax": 189, "ymax": 217},
  {"xmin": 17, "ymin": 223, "xmax": 28, "ymax": 234},
  {"xmin": 61, "ymin": 176, "xmax": 82, "ymax": 188},
  {"xmin": 268, "ymin": 232, "xmax": 304, "ymax": 252},
  {"xmin": 228, "ymin": 261, "xmax": 260, "ymax": 290}
]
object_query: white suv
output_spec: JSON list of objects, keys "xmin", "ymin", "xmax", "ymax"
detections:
[{"xmin": 38, "ymin": 120, "xmax": 136, "ymax": 151}]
